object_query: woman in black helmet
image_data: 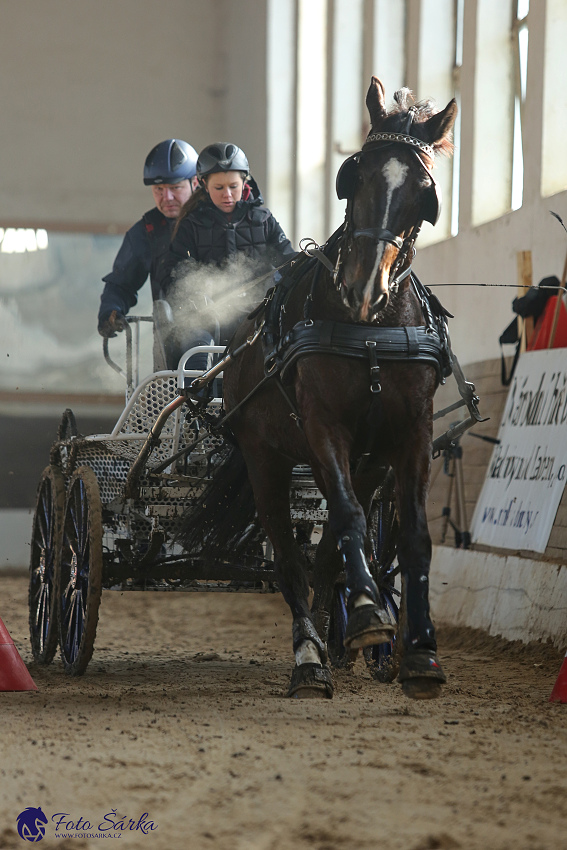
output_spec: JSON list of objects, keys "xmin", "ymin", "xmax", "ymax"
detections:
[{"xmin": 156, "ymin": 142, "xmax": 295, "ymax": 364}]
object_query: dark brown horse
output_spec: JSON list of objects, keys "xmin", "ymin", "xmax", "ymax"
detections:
[{"xmin": 181, "ymin": 77, "xmax": 458, "ymax": 700}]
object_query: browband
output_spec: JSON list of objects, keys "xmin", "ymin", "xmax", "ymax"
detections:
[{"xmin": 364, "ymin": 132, "xmax": 435, "ymax": 160}]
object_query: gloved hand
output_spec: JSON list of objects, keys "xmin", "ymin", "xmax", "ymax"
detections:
[{"xmin": 98, "ymin": 310, "xmax": 128, "ymax": 338}]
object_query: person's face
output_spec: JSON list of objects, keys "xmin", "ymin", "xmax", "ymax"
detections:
[
  {"xmin": 205, "ymin": 171, "xmax": 244, "ymax": 214},
  {"xmin": 151, "ymin": 178, "xmax": 194, "ymax": 218}
]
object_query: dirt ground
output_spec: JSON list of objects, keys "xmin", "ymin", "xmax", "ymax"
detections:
[{"xmin": 0, "ymin": 574, "xmax": 566, "ymax": 850}]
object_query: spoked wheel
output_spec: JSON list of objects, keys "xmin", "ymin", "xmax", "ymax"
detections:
[
  {"xmin": 57, "ymin": 408, "xmax": 78, "ymax": 441},
  {"xmin": 363, "ymin": 582, "xmax": 400, "ymax": 682},
  {"xmin": 364, "ymin": 481, "xmax": 402, "ymax": 683},
  {"xmin": 52, "ymin": 408, "xmax": 78, "ymax": 469},
  {"xmin": 58, "ymin": 466, "xmax": 103, "ymax": 675},
  {"xmin": 327, "ymin": 583, "xmax": 349, "ymax": 667},
  {"xmin": 28, "ymin": 465, "xmax": 65, "ymax": 664}
]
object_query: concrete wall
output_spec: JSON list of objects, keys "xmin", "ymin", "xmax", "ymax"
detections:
[
  {"xmin": 0, "ymin": 0, "xmax": 268, "ymax": 231},
  {"xmin": 430, "ymin": 546, "xmax": 567, "ymax": 650},
  {"xmin": 414, "ymin": 190, "xmax": 567, "ymax": 368}
]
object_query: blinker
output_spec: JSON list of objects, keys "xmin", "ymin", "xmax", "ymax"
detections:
[
  {"xmin": 335, "ymin": 147, "xmax": 442, "ymax": 226},
  {"xmin": 423, "ymin": 178, "xmax": 442, "ymax": 226},
  {"xmin": 336, "ymin": 154, "xmax": 360, "ymax": 200}
]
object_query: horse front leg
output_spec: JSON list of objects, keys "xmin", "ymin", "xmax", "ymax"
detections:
[
  {"xmin": 392, "ymin": 440, "xmax": 446, "ymax": 699},
  {"xmin": 235, "ymin": 434, "xmax": 333, "ymax": 699},
  {"xmin": 306, "ymin": 428, "xmax": 395, "ymax": 652}
]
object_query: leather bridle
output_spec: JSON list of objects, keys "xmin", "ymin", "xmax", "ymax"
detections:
[{"xmin": 333, "ymin": 121, "xmax": 441, "ymax": 303}]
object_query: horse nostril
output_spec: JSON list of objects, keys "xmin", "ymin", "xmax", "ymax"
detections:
[{"xmin": 372, "ymin": 291, "xmax": 389, "ymax": 314}]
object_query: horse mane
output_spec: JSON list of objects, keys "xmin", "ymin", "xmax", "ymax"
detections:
[{"xmin": 379, "ymin": 88, "xmax": 454, "ymax": 157}]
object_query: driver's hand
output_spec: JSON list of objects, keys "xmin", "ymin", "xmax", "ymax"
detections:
[{"xmin": 98, "ymin": 310, "xmax": 127, "ymax": 338}]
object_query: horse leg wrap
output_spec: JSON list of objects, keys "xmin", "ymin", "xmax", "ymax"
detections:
[
  {"xmin": 289, "ymin": 617, "xmax": 333, "ymax": 699},
  {"xmin": 292, "ymin": 616, "xmax": 328, "ymax": 664},
  {"xmin": 287, "ymin": 663, "xmax": 334, "ymax": 699},
  {"xmin": 344, "ymin": 603, "xmax": 395, "ymax": 650},
  {"xmin": 338, "ymin": 530, "xmax": 395, "ymax": 650},
  {"xmin": 337, "ymin": 531, "xmax": 379, "ymax": 605},
  {"xmin": 312, "ymin": 608, "xmax": 330, "ymax": 644},
  {"xmin": 403, "ymin": 571, "xmax": 437, "ymax": 652}
]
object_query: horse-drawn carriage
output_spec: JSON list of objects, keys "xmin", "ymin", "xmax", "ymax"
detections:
[
  {"xmin": 29, "ymin": 77, "xmax": 484, "ymax": 699},
  {"xmin": 27, "ymin": 320, "xmax": 404, "ymax": 678}
]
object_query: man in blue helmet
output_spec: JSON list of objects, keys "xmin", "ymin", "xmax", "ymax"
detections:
[{"xmin": 97, "ymin": 138, "xmax": 199, "ymax": 368}]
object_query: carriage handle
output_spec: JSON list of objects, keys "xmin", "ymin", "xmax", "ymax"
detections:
[{"xmin": 102, "ymin": 316, "xmax": 153, "ymax": 396}]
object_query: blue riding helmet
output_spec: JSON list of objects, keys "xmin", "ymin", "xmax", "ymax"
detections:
[{"xmin": 143, "ymin": 139, "xmax": 198, "ymax": 185}]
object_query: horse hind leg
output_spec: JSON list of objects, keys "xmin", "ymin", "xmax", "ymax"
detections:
[
  {"xmin": 237, "ymin": 438, "xmax": 333, "ymax": 699},
  {"xmin": 306, "ymin": 435, "xmax": 395, "ymax": 652},
  {"xmin": 392, "ymin": 450, "xmax": 447, "ymax": 700}
]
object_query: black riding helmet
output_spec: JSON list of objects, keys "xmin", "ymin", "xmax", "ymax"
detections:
[
  {"xmin": 143, "ymin": 139, "xmax": 198, "ymax": 185},
  {"xmin": 196, "ymin": 142, "xmax": 250, "ymax": 184}
]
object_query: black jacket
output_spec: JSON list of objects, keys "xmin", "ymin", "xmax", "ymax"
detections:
[
  {"xmin": 157, "ymin": 191, "xmax": 295, "ymax": 297},
  {"xmin": 98, "ymin": 207, "xmax": 173, "ymax": 324}
]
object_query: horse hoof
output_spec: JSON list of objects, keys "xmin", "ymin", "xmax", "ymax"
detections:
[
  {"xmin": 401, "ymin": 678, "xmax": 443, "ymax": 700},
  {"xmin": 287, "ymin": 663, "xmax": 334, "ymax": 699},
  {"xmin": 344, "ymin": 603, "xmax": 395, "ymax": 650},
  {"xmin": 398, "ymin": 650, "xmax": 446, "ymax": 700}
]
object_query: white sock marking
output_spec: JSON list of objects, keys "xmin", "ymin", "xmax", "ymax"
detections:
[
  {"xmin": 295, "ymin": 640, "xmax": 321, "ymax": 666},
  {"xmin": 353, "ymin": 593, "xmax": 375, "ymax": 608}
]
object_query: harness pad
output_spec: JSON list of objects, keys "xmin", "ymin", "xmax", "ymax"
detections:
[{"xmin": 268, "ymin": 319, "xmax": 450, "ymax": 382}]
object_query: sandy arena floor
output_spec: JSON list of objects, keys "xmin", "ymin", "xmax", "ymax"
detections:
[{"xmin": 0, "ymin": 574, "xmax": 566, "ymax": 850}]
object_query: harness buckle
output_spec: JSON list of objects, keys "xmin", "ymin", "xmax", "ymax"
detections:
[{"xmin": 365, "ymin": 340, "xmax": 382, "ymax": 393}]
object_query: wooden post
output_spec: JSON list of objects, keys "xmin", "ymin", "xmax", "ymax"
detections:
[
  {"xmin": 548, "ymin": 248, "xmax": 567, "ymax": 349},
  {"xmin": 517, "ymin": 250, "xmax": 533, "ymax": 351}
]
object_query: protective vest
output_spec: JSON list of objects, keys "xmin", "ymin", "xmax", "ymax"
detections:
[{"xmin": 179, "ymin": 200, "xmax": 290, "ymax": 268}]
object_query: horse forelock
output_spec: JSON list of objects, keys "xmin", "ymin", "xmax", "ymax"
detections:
[{"xmin": 376, "ymin": 91, "xmax": 454, "ymax": 156}]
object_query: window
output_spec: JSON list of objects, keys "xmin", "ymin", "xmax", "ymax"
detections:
[
  {"xmin": 0, "ymin": 231, "xmax": 139, "ymax": 393},
  {"xmin": 295, "ymin": 0, "xmax": 328, "ymax": 244},
  {"xmin": 472, "ymin": 0, "xmax": 515, "ymax": 226},
  {"xmin": 541, "ymin": 0, "xmax": 567, "ymax": 197},
  {"xmin": 328, "ymin": 0, "xmax": 365, "ymax": 235},
  {"xmin": 372, "ymin": 0, "xmax": 406, "ymax": 102},
  {"xmin": 418, "ymin": 0, "xmax": 457, "ymax": 245},
  {"xmin": 511, "ymin": 0, "xmax": 529, "ymax": 210}
]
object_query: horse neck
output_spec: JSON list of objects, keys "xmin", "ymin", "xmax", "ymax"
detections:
[{"xmin": 374, "ymin": 278, "xmax": 424, "ymax": 327}]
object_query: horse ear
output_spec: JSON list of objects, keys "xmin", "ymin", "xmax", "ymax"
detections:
[
  {"xmin": 422, "ymin": 99, "xmax": 458, "ymax": 148},
  {"xmin": 366, "ymin": 76, "xmax": 387, "ymax": 127}
]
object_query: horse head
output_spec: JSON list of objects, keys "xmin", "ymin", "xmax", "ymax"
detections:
[{"xmin": 337, "ymin": 76, "xmax": 457, "ymax": 322}]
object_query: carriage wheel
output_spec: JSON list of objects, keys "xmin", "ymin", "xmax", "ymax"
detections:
[
  {"xmin": 327, "ymin": 584, "xmax": 349, "ymax": 667},
  {"xmin": 364, "ymin": 484, "xmax": 401, "ymax": 682},
  {"xmin": 363, "ymin": 587, "xmax": 400, "ymax": 682},
  {"xmin": 57, "ymin": 408, "xmax": 78, "ymax": 441},
  {"xmin": 28, "ymin": 466, "xmax": 65, "ymax": 664},
  {"xmin": 58, "ymin": 466, "xmax": 103, "ymax": 676}
]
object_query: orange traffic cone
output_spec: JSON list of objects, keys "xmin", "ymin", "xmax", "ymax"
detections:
[
  {"xmin": 549, "ymin": 651, "xmax": 567, "ymax": 704},
  {"xmin": 0, "ymin": 616, "xmax": 37, "ymax": 692}
]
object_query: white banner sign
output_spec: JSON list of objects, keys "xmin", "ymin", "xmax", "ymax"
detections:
[{"xmin": 471, "ymin": 348, "xmax": 567, "ymax": 553}]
